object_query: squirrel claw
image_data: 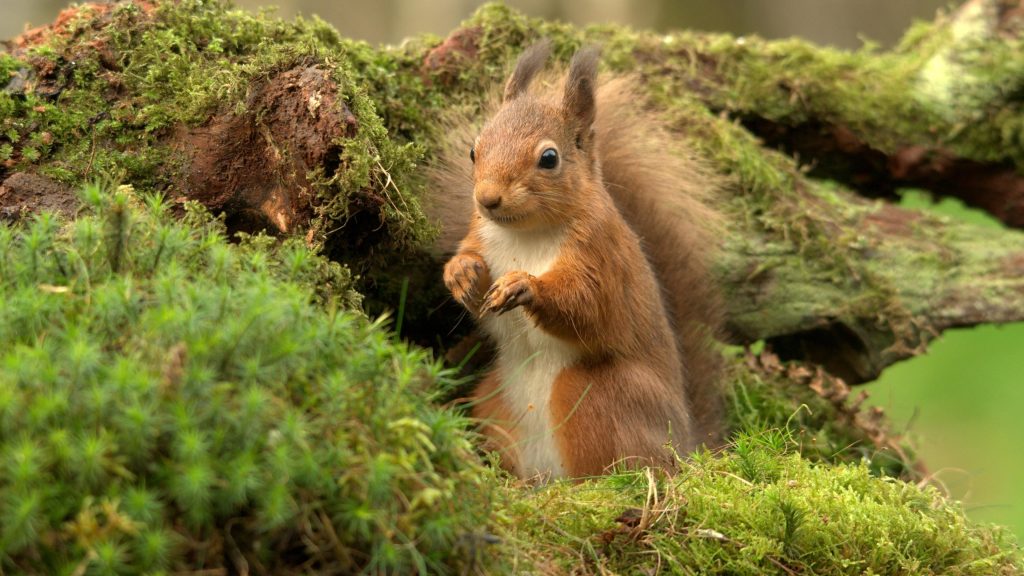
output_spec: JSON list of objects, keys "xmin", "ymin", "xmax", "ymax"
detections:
[
  {"xmin": 444, "ymin": 252, "xmax": 490, "ymax": 312},
  {"xmin": 482, "ymin": 271, "xmax": 536, "ymax": 316}
]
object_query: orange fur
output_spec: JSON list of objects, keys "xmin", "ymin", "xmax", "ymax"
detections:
[
  {"xmin": 471, "ymin": 372, "xmax": 522, "ymax": 474},
  {"xmin": 428, "ymin": 43, "xmax": 725, "ymax": 480}
]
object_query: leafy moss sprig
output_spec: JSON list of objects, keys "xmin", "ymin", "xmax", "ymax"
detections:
[{"xmin": 0, "ymin": 184, "xmax": 490, "ymax": 574}]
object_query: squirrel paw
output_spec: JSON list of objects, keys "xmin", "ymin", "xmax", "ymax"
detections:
[
  {"xmin": 444, "ymin": 252, "xmax": 489, "ymax": 311},
  {"xmin": 482, "ymin": 271, "xmax": 537, "ymax": 316}
]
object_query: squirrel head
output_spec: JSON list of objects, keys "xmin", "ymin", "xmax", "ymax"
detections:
[{"xmin": 470, "ymin": 42, "xmax": 602, "ymax": 230}]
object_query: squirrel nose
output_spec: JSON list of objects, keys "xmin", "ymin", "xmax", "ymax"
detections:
[
  {"xmin": 479, "ymin": 194, "xmax": 502, "ymax": 209},
  {"xmin": 475, "ymin": 182, "xmax": 503, "ymax": 210}
]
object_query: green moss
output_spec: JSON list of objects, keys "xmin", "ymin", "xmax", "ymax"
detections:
[
  {"xmin": 0, "ymin": 184, "xmax": 490, "ymax": 573},
  {"xmin": 704, "ymin": 35, "xmax": 934, "ymax": 151},
  {"xmin": 498, "ymin": 432, "xmax": 1021, "ymax": 574},
  {"xmin": 724, "ymin": 359, "xmax": 906, "ymax": 477}
]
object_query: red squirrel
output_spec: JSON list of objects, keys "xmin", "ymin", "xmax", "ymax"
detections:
[{"xmin": 430, "ymin": 42, "xmax": 724, "ymax": 480}]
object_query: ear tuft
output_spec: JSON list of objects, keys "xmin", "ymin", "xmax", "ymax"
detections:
[
  {"xmin": 503, "ymin": 39, "xmax": 552, "ymax": 102},
  {"xmin": 563, "ymin": 46, "xmax": 601, "ymax": 134}
]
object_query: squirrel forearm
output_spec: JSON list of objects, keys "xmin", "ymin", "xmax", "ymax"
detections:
[{"xmin": 526, "ymin": 267, "xmax": 612, "ymax": 347}]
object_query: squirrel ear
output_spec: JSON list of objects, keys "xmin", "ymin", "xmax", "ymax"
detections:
[
  {"xmin": 563, "ymin": 46, "xmax": 600, "ymax": 136},
  {"xmin": 503, "ymin": 39, "xmax": 552, "ymax": 102}
]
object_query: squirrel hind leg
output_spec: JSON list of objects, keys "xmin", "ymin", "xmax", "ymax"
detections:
[
  {"xmin": 470, "ymin": 371, "xmax": 522, "ymax": 476},
  {"xmin": 549, "ymin": 362, "xmax": 690, "ymax": 478}
]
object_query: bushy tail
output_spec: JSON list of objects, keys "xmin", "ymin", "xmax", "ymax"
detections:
[
  {"xmin": 594, "ymin": 77, "xmax": 726, "ymax": 447},
  {"xmin": 424, "ymin": 76, "xmax": 727, "ymax": 447},
  {"xmin": 422, "ymin": 100, "xmax": 480, "ymax": 257}
]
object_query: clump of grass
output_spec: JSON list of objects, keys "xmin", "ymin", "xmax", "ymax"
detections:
[
  {"xmin": 0, "ymin": 184, "xmax": 490, "ymax": 574},
  {"xmin": 498, "ymin": 429, "xmax": 1021, "ymax": 575}
]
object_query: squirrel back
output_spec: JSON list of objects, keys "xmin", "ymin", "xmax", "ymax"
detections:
[{"xmin": 426, "ymin": 44, "xmax": 726, "ymax": 451}]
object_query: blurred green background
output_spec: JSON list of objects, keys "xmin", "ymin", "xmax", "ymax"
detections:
[{"xmin": 3, "ymin": 0, "xmax": 1022, "ymax": 538}]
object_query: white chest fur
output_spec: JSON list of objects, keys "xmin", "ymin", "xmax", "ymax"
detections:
[{"xmin": 478, "ymin": 221, "xmax": 578, "ymax": 480}]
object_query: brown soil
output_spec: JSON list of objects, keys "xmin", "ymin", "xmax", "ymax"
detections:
[
  {"xmin": 172, "ymin": 65, "xmax": 357, "ymax": 235},
  {"xmin": 0, "ymin": 172, "xmax": 78, "ymax": 222}
]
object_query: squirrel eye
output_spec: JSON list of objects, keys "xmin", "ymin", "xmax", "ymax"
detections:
[
  {"xmin": 538, "ymin": 148, "xmax": 558, "ymax": 169},
  {"xmin": 470, "ymin": 147, "xmax": 476, "ymax": 163}
]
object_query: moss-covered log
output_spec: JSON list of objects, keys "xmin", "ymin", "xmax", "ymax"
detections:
[
  {"xmin": 644, "ymin": 0, "xmax": 1024, "ymax": 229},
  {"xmin": 719, "ymin": 188, "xmax": 1024, "ymax": 383},
  {"xmin": 3, "ymin": 0, "xmax": 1023, "ymax": 383},
  {"xmin": 1, "ymin": 1, "xmax": 1023, "ymax": 573}
]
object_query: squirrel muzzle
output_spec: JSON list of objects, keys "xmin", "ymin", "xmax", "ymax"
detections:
[{"xmin": 474, "ymin": 179, "xmax": 503, "ymax": 211}]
